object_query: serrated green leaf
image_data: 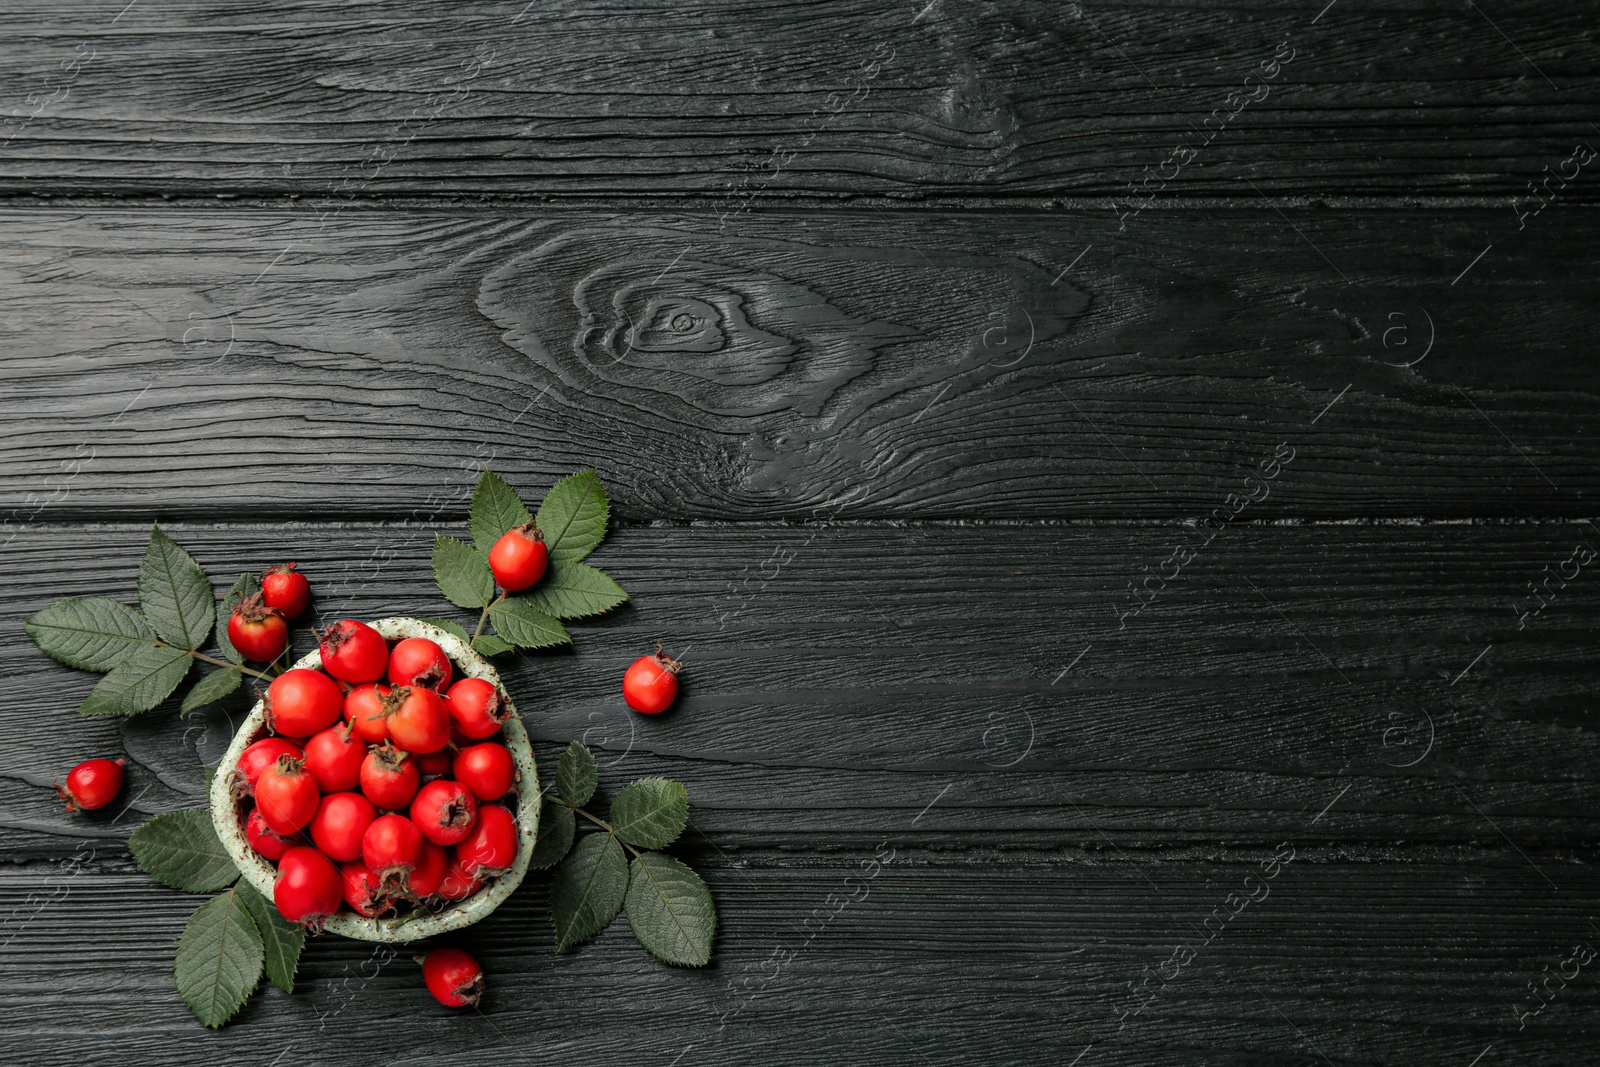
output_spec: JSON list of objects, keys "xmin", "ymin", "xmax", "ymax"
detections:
[
  {"xmin": 434, "ymin": 535, "xmax": 495, "ymax": 610},
  {"xmin": 216, "ymin": 573, "xmax": 260, "ymax": 664},
  {"xmin": 181, "ymin": 667, "xmax": 242, "ymax": 714},
  {"xmin": 535, "ymin": 469, "xmax": 609, "ymax": 564},
  {"xmin": 24, "ymin": 597, "xmax": 158, "ymax": 672},
  {"xmin": 79, "ymin": 643, "xmax": 191, "ymax": 716},
  {"xmin": 422, "ymin": 618, "xmax": 472, "ymax": 643},
  {"xmin": 556, "ymin": 741, "xmax": 598, "ymax": 806},
  {"xmin": 138, "ymin": 525, "xmax": 215, "ymax": 650},
  {"xmin": 625, "ymin": 853, "xmax": 716, "ymax": 966},
  {"xmin": 472, "ymin": 634, "xmax": 514, "ymax": 657},
  {"xmin": 130, "ymin": 808, "xmax": 239, "ymax": 892},
  {"xmin": 236, "ymin": 881, "xmax": 304, "ymax": 994},
  {"xmin": 521, "ymin": 562, "xmax": 629, "ymax": 621},
  {"xmin": 609, "ymin": 778, "xmax": 688, "ymax": 849},
  {"xmin": 175, "ymin": 889, "xmax": 263, "ymax": 1028},
  {"xmin": 489, "ymin": 597, "xmax": 570, "ymax": 649},
  {"xmin": 470, "ymin": 470, "xmax": 534, "ymax": 556},
  {"xmin": 550, "ymin": 832, "xmax": 628, "ymax": 950},
  {"xmin": 530, "ymin": 798, "xmax": 576, "ymax": 870}
]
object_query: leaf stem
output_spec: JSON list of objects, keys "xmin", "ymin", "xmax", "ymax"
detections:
[
  {"xmin": 472, "ymin": 592, "xmax": 506, "ymax": 641},
  {"xmin": 189, "ymin": 649, "xmax": 270, "ymax": 680},
  {"xmin": 546, "ymin": 793, "xmax": 644, "ymax": 857}
]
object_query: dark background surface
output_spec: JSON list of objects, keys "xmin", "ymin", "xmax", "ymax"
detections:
[{"xmin": 3, "ymin": 2, "xmax": 1599, "ymax": 1064}]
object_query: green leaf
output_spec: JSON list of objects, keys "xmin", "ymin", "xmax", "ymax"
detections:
[
  {"xmin": 201, "ymin": 764, "xmax": 217, "ymax": 792},
  {"xmin": 472, "ymin": 634, "xmax": 514, "ymax": 657},
  {"xmin": 470, "ymin": 470, "xmax": 534, "ymax": 555},
  {"xmin": 175, "ymin": 889, "xmax": 264, "ymax": 1028},
  {"xmin": 422, "ymin": 618, "xmax": 471, "ymax": 643},
  {"xmin": 129, "ymin": 808, "xmax": 240, "ymax": 892},
  {"xmin": 521, "ymin": 562, "xmax": 629, "ymax": 621},
  {"xmin": 550, "ymin": 832, "xmax": 628, "ymax": 950},
  {"xmin": 79, "ymin": 643, "xmax": 191, "ymax": 716},
  {"xmin": 236, "ymin": 881, "xmax": 305, "ymax": 994},
  {"xmin": 434, "ymin": 535, "xmax": 495, "ymax": 610},
  {"xmin": 215, "ymin": 573, "xmax": 260, "ymax": 664},
  {"xmin": 181, "ymin": 667, "xmax": 242, "ymax": 714},
  {"xmin": 489, "ymin": 597, "xmax": 570, "ymax": 649},
  {"xmin": 138, "ymin": 524, "xmax": 216, "ymax": 650},
  {"xmin": 529, "ymin": 798, "xmax": 576, "ymax": 870},
  {"xmin": 535, "ymin": 469, "xmax": 609, "ymax": 564},
  {"xmin": 609, "ymin": 778, "xmax": 688, "ymax": 849},
  {"xmin": 555, "ymin": 741, "xmax": 598, "ymax": 806},
  {"xmin": 24, "ymin": 597, "xmax": 158, "ymax": 671},
  {"xmin": 625, "ymin": 853, "xmax": 717, "ymax": 966}
]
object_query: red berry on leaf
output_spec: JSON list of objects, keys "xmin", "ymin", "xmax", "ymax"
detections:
[
  {"xmin": 623, "ymin": 648, "xmax": 681, "ymax": 715},
  {"xmin": 227, "ymin": 594, "xmax": 288, "ymax": 663},
  {"xmin": 488, "ymin": 523, "xmax": 548, "ymax": 591},
  {"xmin": 382, "ymin": 686, "xmax": 451, "ymax": 755},
  {"xmin": 410, "ymin": 779, "xmax": 479, "ymax": 846},
  {"xmin": 309, "ymin": 791, "xmax": 378, "ymax": 863},
  {"xmin": 319, "ymin": 619, "xmax": 388, "ymax": 683},
  {"xmin": 302, "ymin": 724, "xmax": 366, "ymax": 793},
  {"xmin": 420, "ymin": 947, "xmax": 484, "ymax": 1008},
  {"xmin": 261, "ymin": 562, "xmax": 312, "ymax": 619},
  {"xmin": 344, "ymin": 682, "xmax": 391, "ymax": 745},
  {"xmin": 360, "ymin": 742, "xmax": 420, "ymax": 810},
  {"xmin": 388, "ymin": 637, "xmax": 452, "ymax": 692},
  {"xmin": 57, "ymin": 757, "xmax": 124, "ymax": 812},
  {"xmin": 445, "ymin": 677, "xmax": 508, "ymax": 739},
  {"xmin": 264, "ymin": 669, "xmax": 344, "ymax": 738},
  {"xmin": 255, "ymin": 755, "xmax": 321, "ymax": 835},
  {"xmin": 453, "ymin": 743, "xmax": 515, "ymax": 802},
  {"xmin": 233, "ymin": 737, "xmax": 304, "ymax": 797},
  {"xmin": 274, "ymin": 846, "xmax": 342, "ymax": 929}
]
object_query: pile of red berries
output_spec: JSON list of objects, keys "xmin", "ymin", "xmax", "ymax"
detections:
[{"xmin": 234, "ymin": 618, "xmax": 520, "ymax": 929}]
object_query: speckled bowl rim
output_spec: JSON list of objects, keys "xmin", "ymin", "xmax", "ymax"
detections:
[{"xmin": 209, "ymin": 617, "xmax": 539, "ymax": 941}]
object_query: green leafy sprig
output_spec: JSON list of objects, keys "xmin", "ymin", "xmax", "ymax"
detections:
[
  {"xmin": 432, "ymin": 470, "xmax": 628, "ymax": 658},
  {"xmin": 534, "ymin": 741, "xmax": 716, "ymax": 966}
]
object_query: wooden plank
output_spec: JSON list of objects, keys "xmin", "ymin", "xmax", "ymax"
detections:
[
  {"xmin": 6, "ymin": 521, "xmax": 1600, "ymax": 856},
  {"xmin": 2, "ymin": 207, "xmax": 1598, "ymax": 522},
  {"xmin": 0, "ymin": 1, "xmax": 1593, "ymax": 202}
]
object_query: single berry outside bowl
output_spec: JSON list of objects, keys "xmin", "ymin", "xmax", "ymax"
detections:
[{"xmin": 209, "ymin": 617, "xmax": 540, "ymax": 942}]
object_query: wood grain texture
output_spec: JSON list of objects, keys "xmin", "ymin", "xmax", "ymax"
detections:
[
  {"xmin": 0, "ymin": 1, "xmax": 1594, "ymax": 202},
  {"xmin": 2, "ymin": 206, "xmax": 1598, "ymax": 522}
]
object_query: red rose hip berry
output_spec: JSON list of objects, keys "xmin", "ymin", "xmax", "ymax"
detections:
[
  {"xmin": 382, "ymin": 686, "xmax": 451, "ymax": 754},
  {"xmin": 388, "ymin": 637, "xmax": 452, "ymax": 692},
  {"xmin": 453, "ymin": 743, "xmax": 515, "ymax": 802},
  {"xmin": 303, "ymin": 724, "xmax": 366, "ymax": 792},
  {"xmin": 363, "ymin": 813, "xmax": 424, "ymax": 887},
  {"xmin": 421, "ymin": 947, "xmax": 484, "ymax": 1008},
  {"xmin": 309, "ymin": 791, "xmax": 378, "ymax": 862},
  {"xmin": 245, "ymin": 807, "xmax": 297, "ymax": 861},
  {"xmin": 261, "ymin": 562, "xmax": 312, "ymax": 619},
  {"xmin": 341, "ymin": 861, "xmax": 388, "ymax": 917},
  {"xmin": 226, "ymin": 594, "xmax": 288, "ymax": 663},
  {"xmin": 274, "ymin": 846, "xmax": 343, "ymax": 928},
  {"xmin": 265, "ymin": 668, "xmax": 345, "ymax": 737},
  {"xmin": 57, "ymin": 757, "xmax": 125, "ymax": 812},
  {"xmin": 445, "ymin": 677, "xmax": 509, "ymax": 740},
  {"xmin": 408, "ymin": 840, "xmax": 448, "ymax": 898},
  {"xmin": 488, "ymin": 523, "xmax": 548, "ymax": 591},
  {"xmin": 417, "ymin": 748, "xmax": 453, "ymax": 780},
  {"xmin": 436, "ymin": 857, "xmax": 483, "ymax": 902},
  {"xmin": 360, "ymin": 742, "xmax": 420, "ymax": 809},
  {"xmin": 623, "ymin": 649, "xmax": 681, "ymax": 714},
  {"xmin": 456, "ymin": 803, "xmax": 517, "ymax": 876},
  {"xmin": 255, "ymin": 755, "xmax": 321, "ymax": 835},
  {"xmin": 319, "ymin": 619, "xmax": 388, "ymax": 683},
  {"xmin": 232, "ymin": 737, "xmax": 304, "ymax": 796},
  {"xmin": 410, "ymin": 779, "xmax": 479, "ymax": 846},
  {"xmin": 344, "ymin": 682, "xmax": 391, "ymax": 744}
]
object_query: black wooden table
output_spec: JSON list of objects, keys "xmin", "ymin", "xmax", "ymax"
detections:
[{"xmin": 4, "ymin": 3, "xmax": 1599, "ymax": 1063}]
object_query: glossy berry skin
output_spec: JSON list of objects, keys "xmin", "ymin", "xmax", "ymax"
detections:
[
  {"xmin": 261, "ymin": 562, "xmax": 312, "ymax": 619},
  {"xmin": 360, "ymin": 743, "xmax": 420, "ymax": 810},
  {"xmin": 456, "ymin": 803, "xmax": 517, "ymax": 875},
  {"xmin": 362, "ymin": 813, "xmax": 424, "ymax": 884},
  {"xmin": 436, "ymin": 857, "xmax": 483, "ymax": 902},
  {"xmin": 488, "ymin": 524, "xmax": 548, "ymax": 591},
  {"xmin": 417, "ymin": 748, "xmax": 453, "ymax": 780},
  {"xmin": 245, "ymin": 807, "xmax": 297, "ymax": 861},
  {"xmin": 622, "ymin": 650, "xmax": 681, "ymax": 714},
  {"xmin": 344, "ymin": 682, "xmax": 391, "ymax": 745},
  {"xmin": 319, "ymin": 619, "xmax": 388, "ymax": 683},
  {"xmin": 303, "ymin": 725, "xmax": 366, "ymax": 793},
  {"xmin": 383, "ymin": 686, "xmax": 451, "ymax": 755},
  {"xmin": 255, "ymin": 756, "xmax": 321, "ymax": 835},
  {"xmin": 341, "ymin": 861, "xmax": 387, "ymax": 917},
  {"xmin": 408, "ymin": 840, "xmax": 448, "ymax": 898},
  {"xmin": 453, "ymin": 743, "xmax": 515, "ymax": 802},
  {"xmin": 233, "ymin": 737, "xmax": 304, "ymax": 796},
  {"xmin": 388, "ymin": 637, "xmax": 452, "ymax": 692},
  {"xmin": 57, "ymin": 757, "xmax": 125, "ymax": 812},
  {"xmin": 445, "ymin": 677, "xmax": 507, "ymax": 740},
  {"xmin": 309, "ymin": 791, "xmax": 378, "ymax": 862},
  {"xmin": 274, "ymin": 846, "xmax": 343, "ymax": 928},
  {"xmin": 410, "ymin": 779, "xmax": 479, "ymax": 847},
  {"xmin": 227, "ymin": 595, "xmax": 288, "ymax": 663},
  {"xmin": 265, "ymin": 669, "xmax": 345, "ymax": 738},
  {"xmin": 421, "ymin": 947, "xmax": 484, "ymax": 1008}
]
